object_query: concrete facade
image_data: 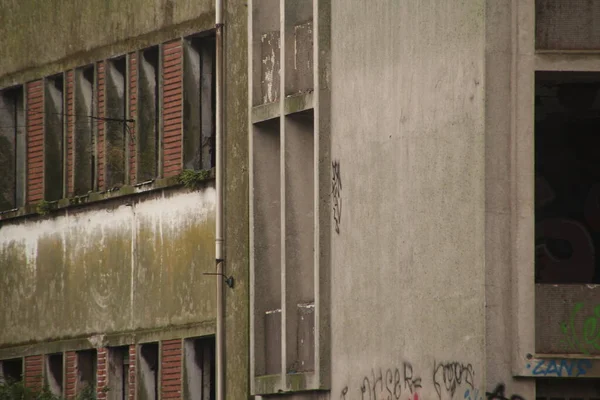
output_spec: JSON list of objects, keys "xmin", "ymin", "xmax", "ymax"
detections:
[
  {"xmin": 3, "ymin": 1, "xmax": 600, "ymax": 400},
  {"xmin": 0, "ymin": 0, "xmax": 248, "ymax": 399},
  {"xmin": 330, "ymin": 1, "xmax": 486, "ymax": 400},
  {"xmin": 248, "ymin": 1, "xmax": 600, "ymax": 400}
]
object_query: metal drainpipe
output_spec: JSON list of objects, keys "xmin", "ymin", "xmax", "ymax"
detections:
[{"xmin": 215, "ymin": 0, "xmax": 224, "ymax": 399}]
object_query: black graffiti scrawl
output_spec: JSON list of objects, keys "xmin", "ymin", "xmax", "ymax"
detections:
[{"xmin": 332, "ymin": 160, "xmax": 342, "ymax": 234}]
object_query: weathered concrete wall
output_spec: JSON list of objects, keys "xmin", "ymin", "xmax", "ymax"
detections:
[
  {"xmin": 0, "ymin": 187, "xmax": 216, "ymax": 347},
  {"xmin": 0, "ymin": 0, "xmax": 213, "ymax": 83},
  {"xmin": 331, "ymin": 1, "xmax": 486, "ymax": 400}
]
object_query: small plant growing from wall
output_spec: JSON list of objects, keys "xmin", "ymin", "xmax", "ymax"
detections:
[
  {"xmin": 35, "ymin": 200, "xmax": 51, "ymax": 216},
  {"xmin": 178, "ymin": 169, "xmax": 212, "ymax": 189}
]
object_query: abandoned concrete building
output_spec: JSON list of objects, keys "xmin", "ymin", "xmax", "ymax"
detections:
[{"xmin": 3, "ymin": 1, "xmax": 600, "ymax": 400}]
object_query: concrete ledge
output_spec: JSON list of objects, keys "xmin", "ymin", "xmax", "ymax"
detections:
[
  {"xmin": 0, "ymin": 320, "xmax": 215, "ymax": 359},
  {"xmin": 253, "ymin": 371, "xmax": 319, "ymax": 395},
  {"xmin": 251, "ymin": 91, "xmax": 314, "ymax": 124},
  {"xmin": 0, "ymin": 168, "xmax": 215, "ymax": 222}
]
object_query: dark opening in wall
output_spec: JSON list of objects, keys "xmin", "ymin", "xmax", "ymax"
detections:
[
  {"xmin": 74, "ymin": 65, "xmax": 96, "ymax": 195},
  {"xmin": 0, "ymin": 86, "xmax": 25, "ymax": 211},
  {"xmin": 139, "ymin": 343, "xmax": 159, "ymax": 400},
  {"xmin": 46, "ymin": 353, "xmax": 63, "ymax": 396},
  {"xmin": 0, "ymin": 358, "xmax": 23, "ymax": 383},
  {"xmin": 106, "ymin": 57, "xmax": 127, "ymax": 188},
  {"xmin": 537, "ymin": 377, "xmax": 600, "ymax": 398},
  {"xmin": 108, "ymin": 346, "xmax": 129, "ymax": 400},
  {"xmin": 183, "ymin": 34, "xmax": 216, "ymax": 171},
  {"xmin": 535, "ymin": 71, "xmax": 600, "ymax": 284},
  {"xmin": 77, "ymin": 350, "xmax": 97, "ymax": 393},
  {"xmin": 138, "ymin": 46, "xmax": 160, "ymax": 182},
  {"xmin": 45, "ymin": 74, "xmax": 65, "ymax": 201},
  {"xmin": 184, "ymin": 337, "xmax": 215, "ymax": 400}
]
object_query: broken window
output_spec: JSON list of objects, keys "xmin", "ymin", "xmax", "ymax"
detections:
[
  {"xmin": 77, "ymin": 350, "xmax": 97, "ymax": 393},
  {"xmin": 535, "ymin": 71, "xmax": 600, "ymax": 284},
  {"xmin": 183, "ymin": 34, "xmax": 216, "ymax": 171},
  {"xmin": 106, "ymin": 57, "xmax": 127, "ymax": 188},
  {"xmin": 139, "ymin": 343, "xmax": 159, "ymax": 400},
  {"xmin": 46, "ymin": 353, "xmax": 63, "ymax": 396},
  {"xmin": 184, "ymin": 337, "xmax": 215, "ymax": 400},
  {"xmin": 138, "ymin": 47, "xmax": 160, "ymax": 182},
  {"xmin": 0, "ymin": 358, "xmax": 23, "ymax": 383},
  {"xmin": 108, "ymin": 346, "xmax": 129, "ymax": 400},
  {"xmin": 0, "ymin": 86, "xmax": 25, "ymax": 211},
  {"xmin": 44, "ymin": 74, "xmax": 65, "ymax": 201},
  {"xmin": 74, "ymin": 65, "xmax": 96, "ymax": 195}
]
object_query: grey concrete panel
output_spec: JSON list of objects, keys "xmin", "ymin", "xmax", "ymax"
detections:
[
  {"xmin": 536, "ymin": 284, "xmax": 600, "ymax": 355},
  {"xmin": 252, "ymin": 0, "xmax": 280, "ymax": 106}
]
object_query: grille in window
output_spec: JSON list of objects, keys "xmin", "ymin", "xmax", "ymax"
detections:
[{"xmin": 536, "ymin": 0, "xmax": 600, "ymax": 50}]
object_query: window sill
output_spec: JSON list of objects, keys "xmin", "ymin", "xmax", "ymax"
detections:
[
  {"xmin": 253, "ymin": 371, "xmax": 323, "ymax": 395},
  {"xmin": 251, "ymin": 91, "xmax": 314, "ymax": 124},
  {"xmin": 0, "ymin": 168, "xmax": 215, "ymax": 222}
]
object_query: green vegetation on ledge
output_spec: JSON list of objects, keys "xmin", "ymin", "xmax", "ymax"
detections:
[
  {"xmin": 0, "ymin": 380, "xmax": 105, "ymax": 400},
  {"xmin": 177, "ymin": 169, "xmax": 212, "ymax": 189}
]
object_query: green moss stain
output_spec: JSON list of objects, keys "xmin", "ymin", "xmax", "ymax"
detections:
[{"xmin": 0, "ymin": 190, "xmax": 216, "ymax": 347}]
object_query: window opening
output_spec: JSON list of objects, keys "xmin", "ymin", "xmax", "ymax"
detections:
[{"xmin": 535, "ymin": 71, "xmax": 600, "ymax": 284}]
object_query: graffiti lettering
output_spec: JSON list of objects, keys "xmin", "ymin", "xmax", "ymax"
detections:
[
  {"xmin": 560, "ymin": 302, "xmax": 600, "ymax": 355},
  {"xmin": 464, "ymin": 388, "xmax": 484, "ymax": 400},
  {"xmin": 433, "ymin": 361, "xmax": 475, "ymax": 400},
  {"xmin": 485, "ymin": 384, "xmax": 524, "ymax": 400},
  {"xmin": 332, "ymin": 160, "xmax": 342, "ymax": 234},
  {"xmin": 404, "ymin": 362, "xmax": 422, "ymax": 394},
  {"xmin": 526, "ymin": 358, "xmax": 591, "ymax": 377},
  {"xmin": 341, "ymin": 364, "xmax": 421, "ymax": 400}
]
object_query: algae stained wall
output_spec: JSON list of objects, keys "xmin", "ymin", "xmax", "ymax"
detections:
[
  {"xmin": 0, "ymin": 0, "xmax": 214, "ymax": 83},
  {"xmin": 0, "ymin": 188, "xmax": 216, "ymax": 347}
]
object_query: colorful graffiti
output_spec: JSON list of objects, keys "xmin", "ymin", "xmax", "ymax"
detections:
[
  {"xmin": 526, "ymin": 358, "xmax": 591, "ymax": 377},
  {"xmin": 560, "ymin": 302, "xmax": 600, "ymax": 355}
]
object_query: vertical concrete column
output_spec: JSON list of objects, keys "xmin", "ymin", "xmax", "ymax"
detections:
[
  {"xmin": 162, "ymin": 40, "xmax": 183, "ymax": 178},
  {"xmin": 26, "ymin": 80, "xmax": 44, "ymax": 204}
]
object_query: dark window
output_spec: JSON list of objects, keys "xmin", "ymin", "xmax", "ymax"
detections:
[
  {"xmin": 183, "ymin": 34, "xmax": 216, "ymax": 171},
  {"xmin": 138, "ymin": 47, "xmax": 160, "ymax": 182},
  {"xmin": 74, "ymin": 65, "xmax": 96, "ymax": 195},
  {"xmin": 106, "ymin": 57, "xmax": 127, "ymax": 188},
  {"xmin": 108, "ymin": 346, "xmax": 129, "ymax": 400},
  {"xmin": 0, "ymin": 358, "xmax": 23, "ymax": 383},
  {"xmin": 184, "ymin": 337, "xmax": 215, "ymax": 400},
  {"xmin": 535, "ymin": 71, "xmax": 600, "ymax": 284},
  {"xmin": 45, "ymin": 74, "xmax": 65, "ymax": 201},
  {"xmin": 139, "ymin": 343, "xmax": 159, "ymax": 400},
  {"xmin": 46, "ymin": 353, "xmax": 64, "ymax": 396},
  {"xmin": 0, "ymin": 86, "xmax": 25, "ymax": 211},
  {"xmin": 77, "ymin": 350, "xmax": 97, "ymax": 393}
]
